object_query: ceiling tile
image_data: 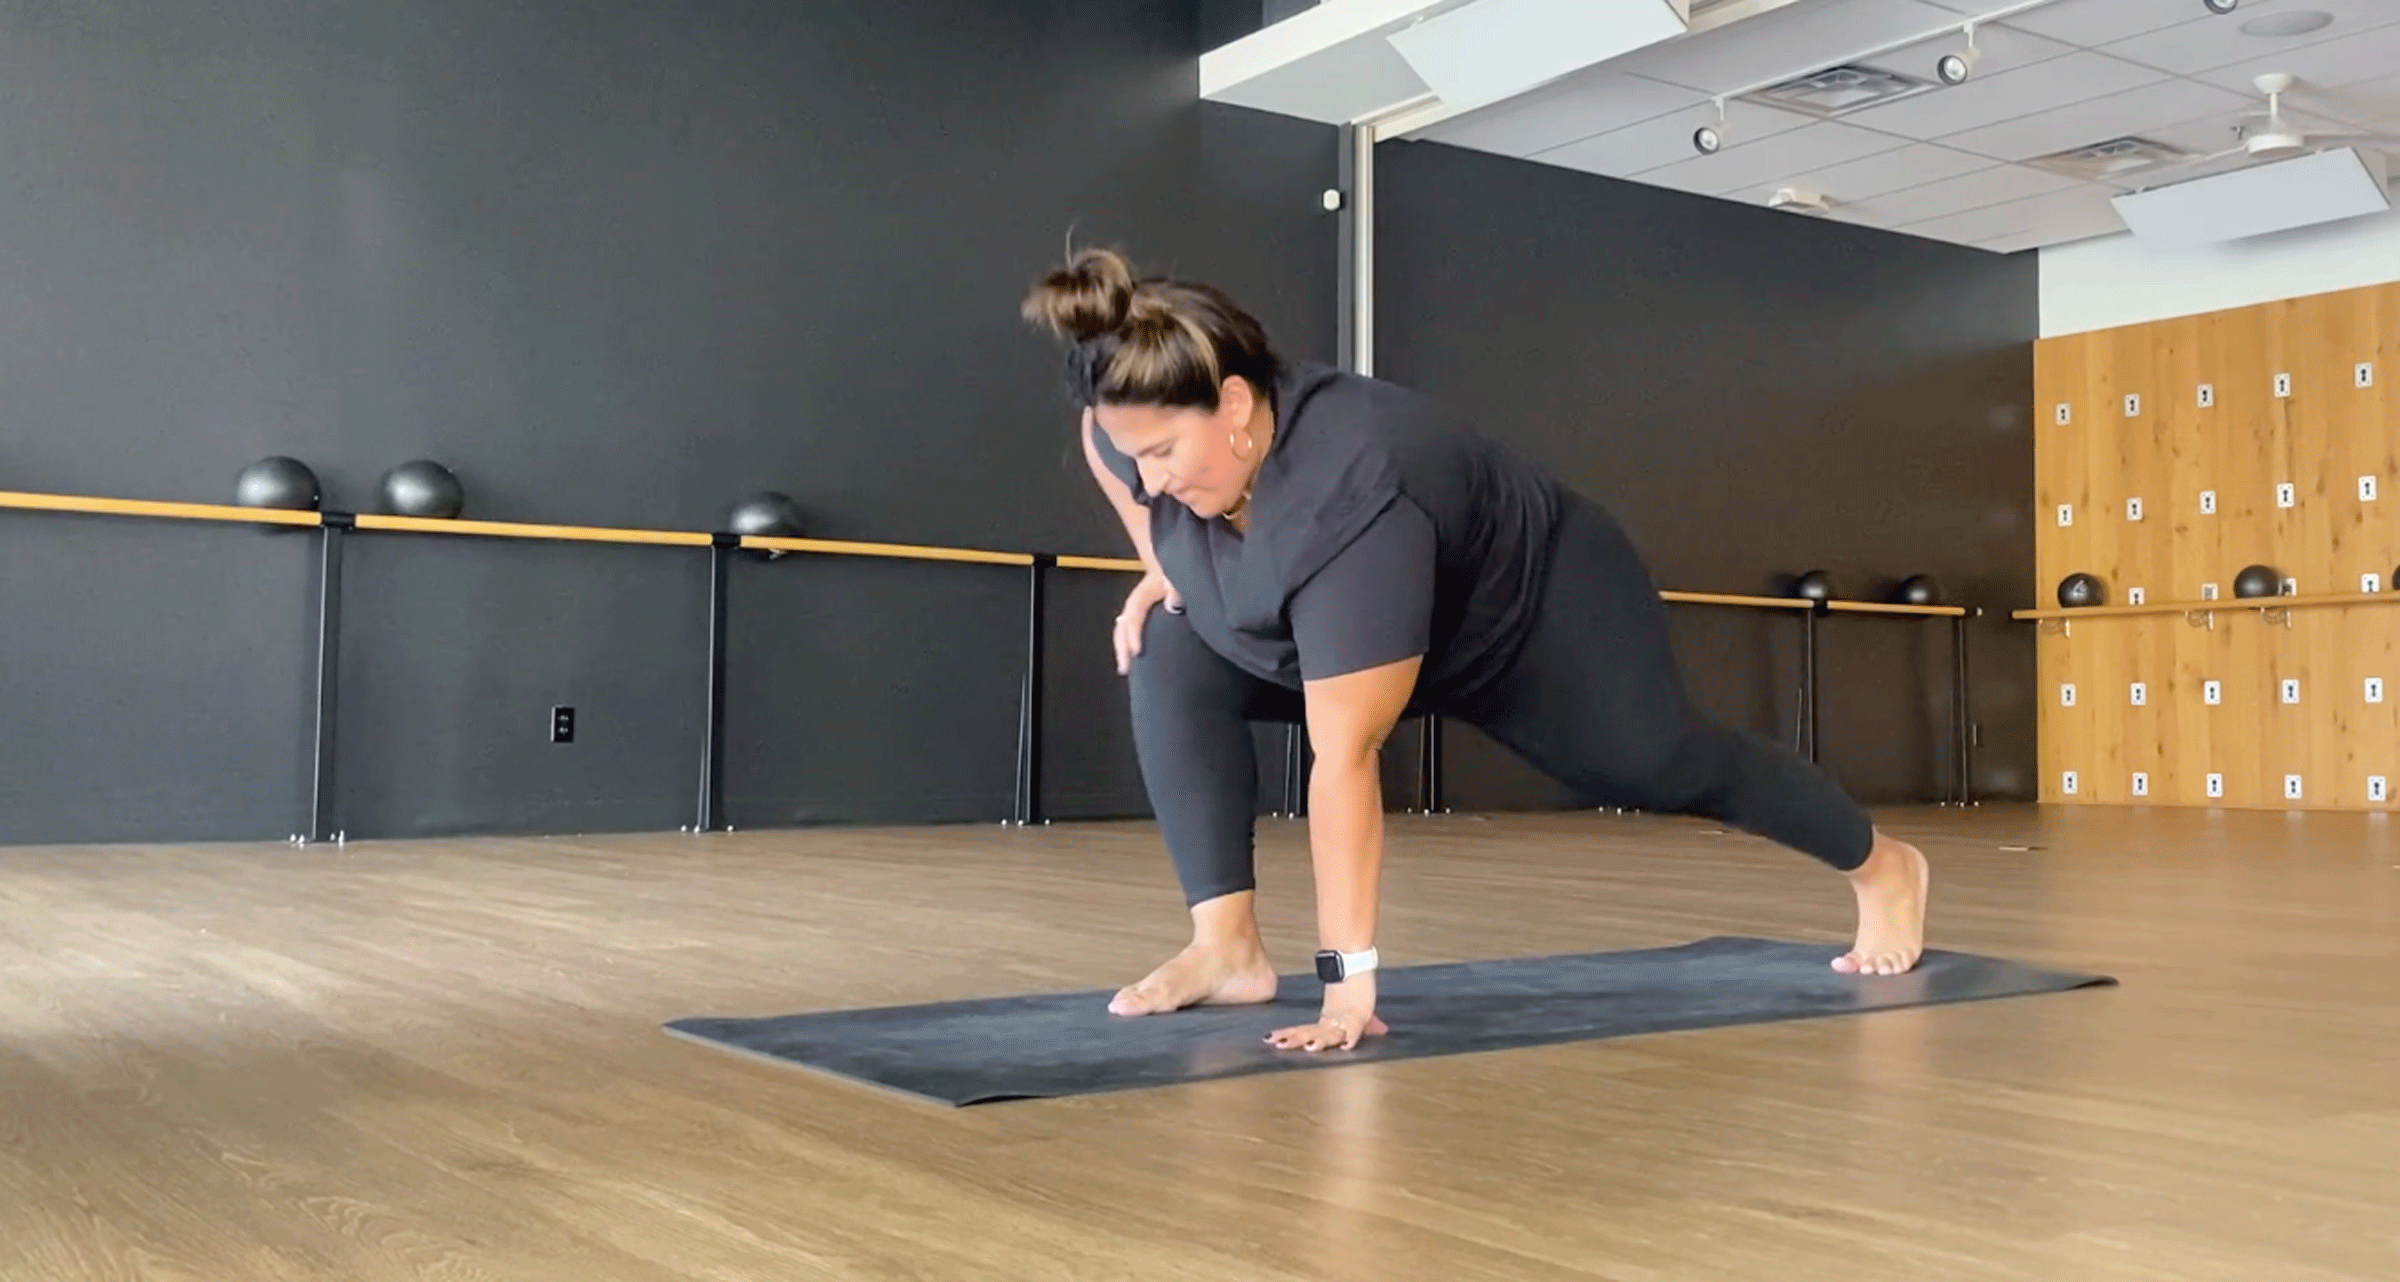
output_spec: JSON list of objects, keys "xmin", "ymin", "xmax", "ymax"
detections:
[
  {"xmin": 1418, "ymin": 71, "xmax": 1702, "ymax": 157},
  {"xmin": 1894, "ymin": 185, "xmax": 2126, "ymax": 245},
  {"xmin": 1722, "ymin": 141, "xmax": 1996, "ymax": 205},
  {"xmin": 1534, "ymin": 96, "xmax": 1811, "ymax": 174},
  {"xmin": 1837, "ymin": 50, "xmax": 2167, "ymax": 140},
  {"xmin": 1848, "ymin": 19, "xmax": 2079, "ymax": 89},
  {"xmin": 2098, "ymin": 0, "xmax": 2400, "ymax": 76},
  {"xmin": 1835, "ymin": 161, "xmax": 2084, "ymax": 225},
  {"xmin": 1991, "ymin": 0, "xmax": 2207, "ymax": 48},
  {"xmin": 2325, "ymin": 70, "xmax": 2400, "ymax": 128},
  {"xmin": 1621, "ymin": 0, "xmax": 1971, "ymax": 95},
  {"xmin": 1939, "ymin": 76, "xmax": 2255, "ymax": 162},
  {"xmin": 1634, "ymin": 120, "xmax": 1909, "ymax": 195},
  {"xmin": 2195, "ymin": 18, "xmax": 2400, "ymax": 100}
]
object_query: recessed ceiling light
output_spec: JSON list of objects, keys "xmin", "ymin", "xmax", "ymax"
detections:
[{"xmin": 2242, "ymin": 9, "xmax": 2333, "ymax": 37}]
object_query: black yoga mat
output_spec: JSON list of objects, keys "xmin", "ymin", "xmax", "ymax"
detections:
[{"xmin": 663, "ymin": 935, "xmax": 2115, "ymax": 1107}]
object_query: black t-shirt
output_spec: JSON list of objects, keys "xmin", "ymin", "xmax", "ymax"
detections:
[{"xmin": 1092, "ymin": 361, "xmax": 1561, "ymax": 702}]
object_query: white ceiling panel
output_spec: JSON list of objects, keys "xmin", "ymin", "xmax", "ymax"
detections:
[
  {"xmin": 1939, "ymin": 75, "xmax": 2254, "ymax": 162},
  {"xmin": 1992, "ymin": 0, "xmax": 2209, "ymax": 49},
  {"xmin": 1418, "ymin": 70, "xmax": 1701, "ymax": 156},
  {"xmin": 1838, "ymin": 50, "xmax": 2165, "ymax": 140},
  {"xmin": 1353, "ymin": 0, "xmax": 2400, "ymax": 252},
  {"xmin": 1633, "ymin": 121, "xmax": 1908, "ymax": 194},
  {"xmin": 1848, "ymin": 19, "xmax": 2080, "ymax": 90},
  {"xmin": 1894, "ymin": 184, "xmax": 2125, "ymax": 245},
  {"xmin": 1835, "ymin": 161, "xmax": 2084, "ymax": 225},
  {"xmin": 1722, "ymin": 141, "xmax": 1996, "ymax": 206},
  {"xmin": 1621, "ymin": 0, "xmax": 1967, "ymax": 95},
  {"xmin": 2098, "ymin": 0, "xmax": 2400, "ymax": 76},
  {"xmin": 2194, "ymin": 18, "xmax": 2400, "ymax": 100},
  {"xmin": 1533, "ymin": 95, "xmax": 1811, "ymax": 173}
]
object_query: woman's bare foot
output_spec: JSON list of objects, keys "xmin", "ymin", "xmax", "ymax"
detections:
[
  {"xmin": 1108, "ymin": 939, "xmax": 1279, "ymax": 1015},
  {"xmin": 1834, "ymin": 830, "xmax": 1930, "ymax": 976},
  {"xmin": 1109, "ymin": 891, "xmax": 1280, "ymax": 1016}
]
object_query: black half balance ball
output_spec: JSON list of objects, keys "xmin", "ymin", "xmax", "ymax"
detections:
[
  {"xmin": 2233, "ymin": 564, "xmax": 2281, "ymax": 599},
  {"xmin": 725, "ymin": 491, "xmax": 804, "ymax": 539},
  {"xmin": 1896, "ymin": 574, "xmax": 1941, "ymax": 606},
  {"xmin": 380, "ymin": 459, "xmax": 465, "ymax": 518},
  {"xmin": 1792, "ymin": 569, "xmax": 1835, "ymax": 602},
  {"xmin": 2058, "ymin": 572, "xmax": 2104, "ymax": 608},
  {"xmin": 234, "ymin": 456, "xmax": 321, "ymax": 512}
]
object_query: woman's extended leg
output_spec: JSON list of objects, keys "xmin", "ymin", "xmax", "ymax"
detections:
[
  {"xmin": 1450, "ymin": 492, "xmax": 1930, "ymax": 974},
  {"xmin": 1112, "ymin": 604, "xmax": 1303, "ymax": 1015}
]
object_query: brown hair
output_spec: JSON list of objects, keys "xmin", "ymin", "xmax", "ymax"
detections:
[{"xmin": 1021, "ymin": 246, "xmax": 1281, "ymax": 413}]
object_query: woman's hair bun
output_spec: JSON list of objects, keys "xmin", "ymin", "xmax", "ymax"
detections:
[{"xmin": 1021, "ymin": 246, "xmax": 1137, "ymax": 343}]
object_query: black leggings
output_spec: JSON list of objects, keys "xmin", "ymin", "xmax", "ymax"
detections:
[{"xmin": 1126, "ymin": 491, "xmax": 1876, "ymax": 906}]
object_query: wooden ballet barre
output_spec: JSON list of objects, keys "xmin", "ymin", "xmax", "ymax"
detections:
[
  {"xmin": 2014, "ymin": 591, "xmax": 2398, "ymax": 621},
  {"xmin": 353, "ymin": 513, "xmax": 714, "ymax": 547},
  {"xmin": 739, "ymin": 533, "xmax": 1034, "ymax": 567},
  {"xmin": 0, "ymin": 489, "xmax": 324, "ymax": 528},
  {"xmin": 1660, "ymin": 590, "xmax": 1818, "ymax": 610},
  {"xmin": 1825, "ymin": 600, "xmax": 1971, "ymax": 618},
  {"xmin": 1054, "ymin": 554, "xmax": 1146, "ymax": 572}
]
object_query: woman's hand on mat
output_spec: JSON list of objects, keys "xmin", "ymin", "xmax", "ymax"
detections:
[
  {"xmin": 1267, "ymin": 977, "xmax": 1386, "ymax": 1052},
  {"xmin": 1113, "ymin": 571, "xmax": 1182, "ymax": 674}
]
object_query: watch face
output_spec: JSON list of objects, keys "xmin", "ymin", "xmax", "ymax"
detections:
[{"xmin": 1314, "ymin": 950, "xmax": 1342, "ymax": 982}]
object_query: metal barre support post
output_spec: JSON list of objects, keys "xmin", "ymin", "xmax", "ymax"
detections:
[
  {"xmin": 305, "ymin": 516, "xmax": 350, "ymax": 844},
  {"xmin": 695, "ymin": 536, "xmax": 734, "ymax": 833},
  {"xmin": 1011, "ymin": 555, "xmax": 1052, "ymax": 826}
]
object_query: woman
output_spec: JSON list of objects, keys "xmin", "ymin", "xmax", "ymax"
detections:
[{"xmin": 1021, "ymin": 247, "xmax": 1930, "ymax": 1054}]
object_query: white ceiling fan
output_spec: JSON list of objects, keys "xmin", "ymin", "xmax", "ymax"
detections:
[{"xmin": 2136, "ymin": 73, "xmax": 2400, "ymax": 181}]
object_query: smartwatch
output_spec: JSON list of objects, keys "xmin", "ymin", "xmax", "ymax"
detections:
[{"xmin": 1314, "ymin": 947, "xmax": 1378, "ymax": 983}]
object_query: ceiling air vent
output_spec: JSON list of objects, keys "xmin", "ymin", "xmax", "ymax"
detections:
[
  {"xmin": 1741, "ymin": 64, "xmax": 1936, "ymax": 117},
  {"xmin": 2027, "ymin": 136, "xmax": 2191, "ymax": 181}
]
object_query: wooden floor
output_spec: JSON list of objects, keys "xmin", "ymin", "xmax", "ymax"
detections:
[{"xmin": 2, "ymin": 804, "xmax": 2395, "ymax": 1281}]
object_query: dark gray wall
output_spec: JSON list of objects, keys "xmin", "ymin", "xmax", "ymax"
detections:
[
  {"xmin": 1375, "ymin": 139, "xmax": 2038, "ymax": 810},
  {"xmin": 0, "ymin": 0, "xmax": 1337, "ymax": 844}
]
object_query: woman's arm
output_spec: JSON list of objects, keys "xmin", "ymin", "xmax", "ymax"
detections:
[
  {"xmin": 1079, "ymin": 409, "xmax": 1165, "ymax": 580},
  {"xmin": 1266, "ymin": 499, "xmax": 1437, "ymax": 1051}
]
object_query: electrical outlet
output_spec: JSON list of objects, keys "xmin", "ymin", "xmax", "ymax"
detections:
[
  {"xmin": 2368, "ymin": 677, "xmax": 2385, "ymax": 704},
  {"xmin": 2123, "ymin": 392, "xmax": 2141, "ymax": 417},
  {"xmin": 551, "ymin": 705, "xmax": 575, "ymax": 743},
  {"xmin": 2206, "ymin": 773, "xmax": 2224, "ymax": 799},
  {"xmin": 2275, "ymin": 371, "xmax": 2292, "ymax": 398},
  {"xmin": 2282, "ymin": 678, "xmax": 2301, "ymax": 704},
  {"xmin": 2365, "ymin": 573, "xmax": 2383, "ymax": 594},
  {"xmin": 2282, "ymin": 577, "xmax": 2299, "ymax": 595},
  {"xmin": 2197, "ymin": 382, "xmax": 2214, "ymax": 408},
  {"xmin": 2202, "ymin": 582, "xmax": 2220, "ymax": 601},
  {"xmin": 2364, "ymin": 476, "xmax": 2381, "ymax": 502},
  {"xmin": 2372, "ymin": 776, "xmax": 2390, "ymax": 804},
  {"xmin": 2126, "ymin": 497, "xmax": 2143, "ymax": 521},
  {"xmin": 2061, "ymin": 683, "xmax": 2077, "ymax": 707},
  {"xmin": 2057, "ymin": 503, "xmax": 2074, "ymax": 527},
  {"xmin": 2130, "ymin": 681, "xmax": 2147, "ymax": 706},
  {"xmin": 2276, "ymin": 482, "xmax": 2295, "ymax": 508},
  {"xmin": 2285, "ymin": 774, "xmax": 2304, "ymax": 801},
  {"xmin": 2199, "ymin": 489, "xmax": 2216, "ymax": 515},
  {"xmin": 2359, "ymin": 361, "xmax": 2375, "ymax": 388},
  {"xmin": 2204, "ymin": 680, "xmax": 2222, "ymax": 705},
  {"xmin": 2055, "ymin": 402, "xmax": 2072, "ymax": 425},
  {"xmin": 2132, "ymin": 772, "xmax": 2149, "ymax": 797},
  {"xmin": 2061, "ymin": 770, "xmax": 2079, "ymax": 796},
  {"xmin": 2128, "ymin": 587, "xmax": 2146, "ymax": 605}
]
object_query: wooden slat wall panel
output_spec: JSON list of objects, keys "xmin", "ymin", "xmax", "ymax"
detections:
[{"xmin": 2032, "ymin": 280, "xmax": 2400, "ymax": 812}]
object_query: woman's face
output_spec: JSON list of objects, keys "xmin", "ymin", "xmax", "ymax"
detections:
[{"xmin": 1094, "ymin": 377, "xmax": 1263, "ymax": 519}]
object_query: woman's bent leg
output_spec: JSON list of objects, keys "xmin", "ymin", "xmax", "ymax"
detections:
[
  {"xmin": 1114, "ymin": 605, "xmax": 1301, "ymax": 1014},
  {"xmin": 1454, "ymin": 494, "xmax": 1929, "ymax": 972}
]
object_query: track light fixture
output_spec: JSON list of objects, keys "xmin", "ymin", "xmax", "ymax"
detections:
[
  {"xmin": 1693, "ymin": 97, "xmax": 1727, "ymax": 155},
  {"xmin": 1937, "ymin": 22, "xmax": 1981, "ymax": 84}
]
